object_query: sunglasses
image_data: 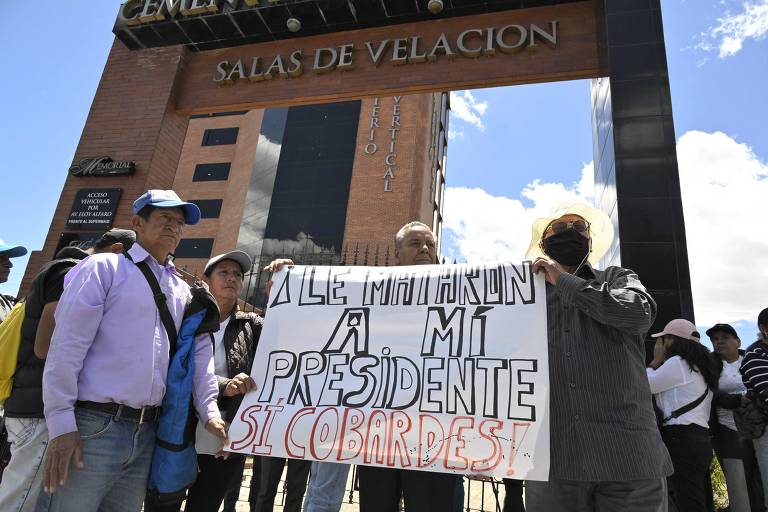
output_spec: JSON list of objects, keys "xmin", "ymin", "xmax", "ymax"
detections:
[{"xmin": 545, "ymin": 220, "xmax": 591, "ymax": 235}]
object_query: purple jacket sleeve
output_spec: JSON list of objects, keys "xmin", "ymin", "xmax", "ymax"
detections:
[
  {"xmin": 192, "ymin": 332, "xmax": 221, "ymax": 423},
  {"xmin": 43, "ymin": 255, "xmax": 114, "ymax": 439}
]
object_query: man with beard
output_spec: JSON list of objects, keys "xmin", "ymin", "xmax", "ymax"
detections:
[{"xmin": 525, "ymin": 203, "xmax": 672, "ymax": 512}]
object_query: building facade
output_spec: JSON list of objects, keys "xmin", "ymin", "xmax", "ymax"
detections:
[{"xmin": 20, "ymin": 0, "xmax": 692, "ymax": 332}]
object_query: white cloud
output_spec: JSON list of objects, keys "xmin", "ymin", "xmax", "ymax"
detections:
[
  {"xmin": 450, "ymin": 91, "xmax": 488, "ymax": 131},
  {"xmin": 448, "ymin": 130, "xmax": 465, "ymax": 140},
  {"xmin": 442, "ymin": 162, "xmax": 594, "ymax": 264},
  {"xmin": 677, "ymin": 130, "xmax": 768, "ymax": 325},
  {"xmin": 442, "ymin": 129, "xmax": 768, "ymax": 328},
  {"xmin": 698, "ymin": 0, "xmax": 768, "ymax": 57}
]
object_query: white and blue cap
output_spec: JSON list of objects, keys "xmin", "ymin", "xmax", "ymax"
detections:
[
  {"xmin": 0, "ymin": 240, "xmax": 28, "ymax": 258},
  {"xmin": 132, "ymin": 190, "xmax": 201, "ymax": 225}
]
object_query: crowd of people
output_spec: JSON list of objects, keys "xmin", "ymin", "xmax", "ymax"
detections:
[{"xmin": 0, "ymin": 188, "xmax": 766, "ymax": 512}]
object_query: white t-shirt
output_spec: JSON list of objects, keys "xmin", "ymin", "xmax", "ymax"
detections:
[
  {"xmin": 717, "ymin": 356, "xmax": 746, "ymax": 431},
  {"xmin": 212, "ymin": 316, "xmax": 231, "ymax": 378},
  {"xmin": 647, "ymin": 355, "xmax": 712, "ymax": 428}
]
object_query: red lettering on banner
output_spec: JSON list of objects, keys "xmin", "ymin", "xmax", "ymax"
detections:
[
  {"xmin": 470, "ymin": 419, "xmax": 504, "ymax": 473},
  {"xmin": 444, "ymin": 416, "xmax": 474, "ymax": 471},
  {"xmin": 364, "ymin": 410, "xmax": 388, "ymax": 465},
  {"xmin": 387, "ymin": 411, "xmax": 413, "ymax": 467},
  {"xmin": 285, "ymin": 407, "xmax": 315, "ymax": 458},
  {"xmin": 337, "ymin": 408, "xmax": 366, "ymax": 461},
  {"xmin": 310, "ymin": 407, "xmax": 340, "ymax": 460},
  {"xmin": 229, "ymin": 404, "xmax": 264, "ymax": 452},
  {"xmin": 417, "ymin": 414, "xmax": 446, "ymax": 468},
  {"xmin": 506, "ymin": 422, "xmax": 531, "ymax": 476}
]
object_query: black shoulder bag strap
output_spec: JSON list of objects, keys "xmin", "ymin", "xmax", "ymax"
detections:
[
  {"xmin": 124, "ymin": 252, "xmax": 179, "ymax": 356},
  {"xmin": 662, "ymin": 388, "xmax": 709, "ymax": 425}
]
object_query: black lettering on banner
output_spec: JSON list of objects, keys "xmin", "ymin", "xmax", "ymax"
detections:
[
  {"xmin": 387, "ymin": 357, "xmax": 421, "ymax": 410},
  {"xmin": 504, "ymin": 261, "xmax": 536, "ymax": 305},
  {"xmin": 421, "ymin": 307, "xmax": 465, "ymax": 357},
  {"xmin": 483, "ymin": 265, "xmax": 504, "ymax": 304},
  {"xmin": 434, "ymin": 267, "xmax": 457, "ymax": 304},
  {"xmin": 318, "ymin": 353, "xmax": 350, "ymax": 406},
  {"xmin": 507, "ymin": 359, "xmax": 537, "ymax": 421},
  {"xmin": 322, "ymin": 308, "xmax": 371, "ymax": 354},
  {"xmin": 328, "ymin": 268, "xmax": 351, "ymax": 305},
  {"xmin": 469, "ymin": 306, "xmax": 493, "ymax": 357},
  {"xmin": 287, "ymin": 351, "xmax": 327, "ymax": 406},
  {"xmin": 458, "ymin": 266, "xmax": 482, "ymax": 305},
  {"xmin": 363, "ymin": 269, "xmax": 392, "ymax": 305},
  {"xmin": 269, "ymin": 268, "xmax": 293, "ymax": 308},
  {"xmin": 259, "ymin": 351, "xmax": 297, "ymax": 402},
  {"xmin": 390, "ymin": 270, "xmax": 416, "ymax": 305},
  {"xmin": 447, "ymin": 357, "xmax": 475, "ymax": 415},
  {"xmin": 476, "ymin": 358, "xmax": 508, "ymax": 418},
  {"xmin": 299, "ymin": 267, "xmax": 326, "ymax": 305},
  {"xmin": 342, "ymin": 355, "xmax": 380, "ymax": 407},
  {"xmin": 419, "ymin": 357, "xmax": 445, "ymax": 413}
]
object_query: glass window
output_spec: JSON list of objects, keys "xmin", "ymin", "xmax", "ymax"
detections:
[
  {"xmin": 261, "ymin": 101, "xmax": 362, "ymax": 253},
  {"xmin": 202, "ymin": 127, "xmax": 239, "ymax": 146},
  {"xmin": 189, "ymin": 199, "xmax": 223, "ymax": 219},
  {"xmin": 193, "ymin": 163, "xmax": 231, "ymax": 182},
  {"xmin": 175, "ymin": 239, "xmax": 214, "ymax": 259}
]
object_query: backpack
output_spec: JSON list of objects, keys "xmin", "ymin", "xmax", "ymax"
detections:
[{"xmin": 0, "ymin": 301, "xmax": 26, "ymax": 405}]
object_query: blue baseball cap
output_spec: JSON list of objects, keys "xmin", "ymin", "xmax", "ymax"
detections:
[
  {"xmin": 132, "ymin": 190, "xmax": 201, "ymax": 225},
  {"xmin": 0, "ymin": 241, "xmax": 27, "ymax": 258}
]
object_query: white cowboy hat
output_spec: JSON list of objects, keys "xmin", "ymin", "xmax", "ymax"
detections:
[{"xmin": 524, "ymin": 202, "xmax": 615, "ymax": 265}]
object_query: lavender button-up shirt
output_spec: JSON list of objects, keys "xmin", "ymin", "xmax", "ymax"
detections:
[{"xmin": 43, "ymin": 243, "xmax": 220, "ymax": 439}]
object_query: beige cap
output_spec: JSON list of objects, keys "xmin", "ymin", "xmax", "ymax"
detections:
[{"xmin": 651, "ymin": 319, "xmax": 701, "ymax": 342}]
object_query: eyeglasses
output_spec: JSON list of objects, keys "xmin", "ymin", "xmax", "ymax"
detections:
[{"xmin": 545, "ymin": 219, "xmax": 591, "ymax": 235}]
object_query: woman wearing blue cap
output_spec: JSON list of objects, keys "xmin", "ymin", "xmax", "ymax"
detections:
[{"xmin": 0, "ymin": 240, "xmax": 28, "ymax": 323}]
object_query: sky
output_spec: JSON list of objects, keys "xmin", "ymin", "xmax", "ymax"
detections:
[{"xmin": 1, "ymin": 1, "xmax": 766, "ymax": 345}]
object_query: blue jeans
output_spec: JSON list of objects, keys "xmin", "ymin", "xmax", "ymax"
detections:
[
  {"xmin": 303, "ymin": 462, "xmax": 351, "ymax": 512},
  {"xmin": 35, "ymin": 408, "xmax": 156, "ymax": 512}
]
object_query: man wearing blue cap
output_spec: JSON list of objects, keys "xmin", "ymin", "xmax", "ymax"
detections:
[
  {"xmin": 0, "ymin": 240, "xmax": 28, "ymax": 323},
  {"xmin": 37, "ymin": 190, "xmax": 226, "ymax": 512}
]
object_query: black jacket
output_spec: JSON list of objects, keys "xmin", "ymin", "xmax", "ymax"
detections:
[
  {"xmin": 5, "ymin": 248, "xmax": 88, "ymax": 418},
  {"xmin": 214, "ymin": 309, "xmax": 263, "ymax": 423}
]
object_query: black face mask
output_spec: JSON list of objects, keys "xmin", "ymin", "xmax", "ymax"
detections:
[{"xmin": 541, "ymin": 229, "xmax": 590, "ymax": 267}]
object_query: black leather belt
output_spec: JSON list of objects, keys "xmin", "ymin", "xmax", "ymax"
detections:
[{"xmin": 76, "ymin": 400, "xmax": 161, "ymax": 424}]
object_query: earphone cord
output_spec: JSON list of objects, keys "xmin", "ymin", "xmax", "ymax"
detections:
[{"xmin": 572, "ymin": 251, "xmax": 590, "ymax": 276}]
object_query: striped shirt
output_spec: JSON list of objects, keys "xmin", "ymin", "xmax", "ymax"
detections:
[
  {"xmin": 740, "ymin": 342, "xmax": 768, "ymax": 402},
  {"xmin": 547, "ymin": 265, "xmax": 673, "ymax": 481}
]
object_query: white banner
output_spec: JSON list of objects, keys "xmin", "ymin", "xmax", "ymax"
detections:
[{"xmin": 227, "ymin": 262, "xmax": 550, "ymax": 480}]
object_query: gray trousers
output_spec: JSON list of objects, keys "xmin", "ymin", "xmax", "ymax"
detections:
[{"xmin": 525, "ymin": 478, "xmax": 668, "ymax": 512}]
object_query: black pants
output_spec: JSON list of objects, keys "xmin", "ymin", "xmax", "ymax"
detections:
[
  {"xmin": 661, "ymin": 424, "xmax": 713, "ymax": 512},
  {"xmin": 251, "ymin": 456, "xmax": 311, "ymax": 512},
  {"xmin": 358, "ymin": 465, "xmax": 459, "ymax": 512},
  {"xmin": 184, "ymin": 455, "xmax": 247, "ymax": 511},
  {"xmin": 145, "ymin": 455, "xmax": 247, "ymax": 512},
  {"xmin": 222, "ymin": 456, "xmax": 260, "ymax": 512},
  {"xmin": 503, "ymin": 479, "xmax": 525, "ymax": 512}
]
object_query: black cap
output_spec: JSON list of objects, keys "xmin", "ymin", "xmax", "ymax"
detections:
[
  {"xmin": 706, "ymin": 323, "xmax": 739, "ymax": 338},
  {"xmin": 95, "ymin": 229, "xmax": 136, "ymax": 251}
]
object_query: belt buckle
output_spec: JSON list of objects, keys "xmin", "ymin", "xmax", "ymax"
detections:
[{"xmin": 139, "ymin": 407, "xmax": 146, "ymax": 425}]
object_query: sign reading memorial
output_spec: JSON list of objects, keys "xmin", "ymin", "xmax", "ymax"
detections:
[
  {"xmin": 65, "ymin": 188, "xmax": 122, "ymax": 230},
  {"xmin": 228, "ymin": 263, "xmax": 550, "ymax": 480},
  {"xmin": 69, "ymin": 157, "xmax": 136, "ymax": 177}
]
